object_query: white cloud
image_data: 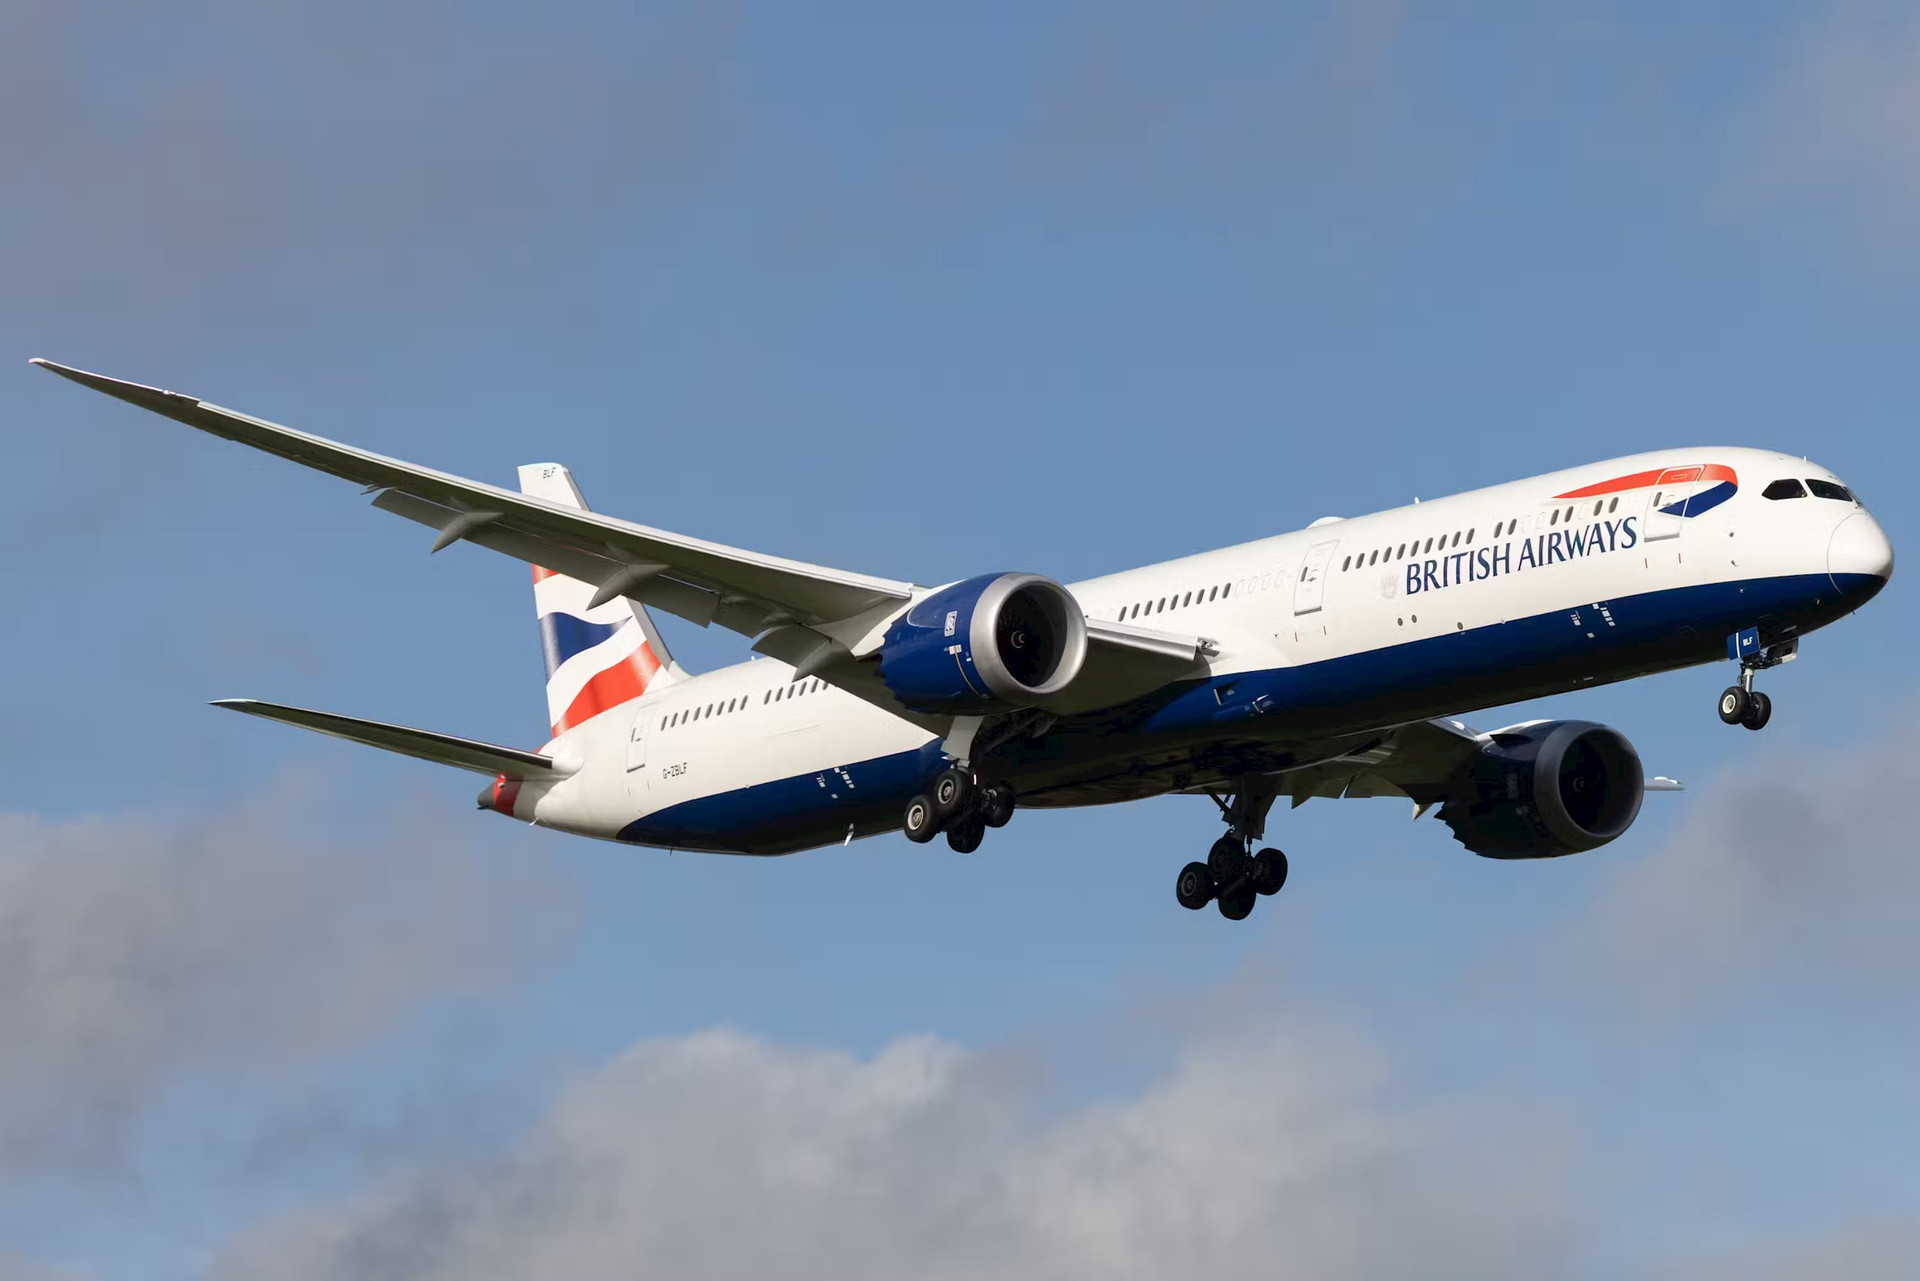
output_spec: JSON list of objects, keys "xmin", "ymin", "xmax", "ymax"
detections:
[
  {"xmin": 1519, "ymin": 709, "xmax": 1920, "ymax": 1022},
  {"xmin": 0, "ymin": 771, "xmax": 573, "ymax": 1176},
  {"xmin": 217, "ymin": 1023, "xmax": 1570, "ymax": 1281}
]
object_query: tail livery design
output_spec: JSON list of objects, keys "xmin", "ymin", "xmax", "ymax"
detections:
[{"xmin": 518, "ymin": 464, "xmax": 678, "ymax": 737}]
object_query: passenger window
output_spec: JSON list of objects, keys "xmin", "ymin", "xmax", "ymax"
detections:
[
  {"xmin": 1395, "ymin": 543, "xmax": 1405, "ymax": 558},
  {"xmin": 1466, "ymin": 528, "xmax": 1474, "ymax": 544},
  {"xmin": 1592, "ymin": 501, "xmax": 1602, "ymax": 517},
  {"xmin": 1763, "ymin": 479, "xmax": 1806, "ymax": 500},
  {"xmin": 1807, "ymin": 479, "xmax": 1854, "ymax": 502},
  {"xmin": 1550, "ymin": 509, "xmax": 1559, "ymax": 526},
  {"xmin": 1209, "ymin": 586, "xmax": 1219, "ymax": 601},
  {"xmin": 1223, "ymin": 583, "xmax": 1231, "ymax": 598},
  {"xmin": 1342, "ymin": 556, "xmax": 1351, "ymax": 571},
  {"xmin": 1608, "ymin": 497, "xmax": 1618, "ymax": 513},
  {"xmin": 1182, "ymin": 592, "xmax": 1192, "ymax": 607},
  {"xmin": 1423, "ymin": 538, "xmax": 1433, "ymax": 554}
]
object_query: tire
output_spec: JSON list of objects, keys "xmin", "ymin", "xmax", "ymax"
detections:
[
  {"xmin": 932, "ymin": 768, "xmax": 974, "ymax": 820},
  {"xmin": 903, "ymin": 793, "xmax": 940, "ymax": 843},
  {"xmin": 1251, "ymin": 848, "xmax": 1289, "ymax": 896},
  {"xmin": 1217, "ymin": 886, "xmax": 1257, "ymax": 921},
  {"xmin": 1718, "ymin": 686, "xmax": 1751, "ymax": 725},
  {"xmin": 945, "ymin": 816, "xmax": 985, "ymax": 853},
  {"xmin": 1741, "ymin": 689, "xmax": 1773, "ymax": 731},
  {"xmin": 1207, "ymin": 835, "xmax": 1248, "ymax": 884},
  {"xmin": 1175, "ymin": 861, "xmax": 1214, "ymax": 910},
  {"xmin": 980, "ymin": 784, "xmax": 1016, "ymax": 829}
]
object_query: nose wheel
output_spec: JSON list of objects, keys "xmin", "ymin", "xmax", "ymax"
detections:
[
  {"xmin": 1178, "ymin": 783, "xmax": 1285, "ymax": 920},
  {"xmin": 1719, "ymin": 630, "xmax": 1794, "ymax": 732}
]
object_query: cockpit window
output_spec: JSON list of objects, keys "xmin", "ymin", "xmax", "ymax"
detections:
[
  {"xmin": 1763, "ymin": 478, "xmax": 1807, "ymax": 500},
  {"xmin": 1806, "ymin": 479, "xmax": 1855, "ymax": 502}
]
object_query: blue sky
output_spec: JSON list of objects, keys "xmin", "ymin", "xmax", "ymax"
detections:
[{"xmin": 4, "ymin": 3, "xmax": 1918, "ymax": 1278}]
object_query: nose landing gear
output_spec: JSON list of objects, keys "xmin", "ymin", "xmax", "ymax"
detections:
[
  {"xmin": 1177, "ymin": 782, "xmax": 1287, "ymax": 920},
  {"xmin": 1719, "ymin": 630, "xmax": 1795, "ymax": 732}
]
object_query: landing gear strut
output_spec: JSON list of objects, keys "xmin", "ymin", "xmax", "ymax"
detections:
[
  {"xmin": 1719, "ymin": 630, "xmax": 1794, "ymax": 732},
  {"xmin": 1176, "ymin": 781, "xmax": 1288, "ymax": 921}
]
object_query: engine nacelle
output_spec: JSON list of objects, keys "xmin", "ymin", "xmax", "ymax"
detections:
[
  {"xmin": 1438, "ymin": 720, "xmax": 1645, "ymax": 859},
  {"xmin": 877, "ymin": 573, "xmax": 1088, "ymax": 714}
]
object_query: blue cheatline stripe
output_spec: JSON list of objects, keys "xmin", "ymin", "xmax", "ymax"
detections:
[
  {"xmin": 619, "ymin": 571, "xmax": 1884, "ymax": 857},
  {"xmin": 539, "ymin": 612, "xmax": 625, "ymax": 679},
  {"xmin": 1661, "ymin": 481, "xmax": 1737, "ymax": 518}
]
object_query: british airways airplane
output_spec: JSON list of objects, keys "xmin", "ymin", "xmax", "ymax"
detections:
[{"xmin": 35, "ymin": 359, "xmax": 1894, "ymax": 921}]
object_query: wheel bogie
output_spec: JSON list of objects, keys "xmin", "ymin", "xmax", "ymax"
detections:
[{"xmin": 1718, "ymin": 686, "xmax": 1752, "ymax": 725}]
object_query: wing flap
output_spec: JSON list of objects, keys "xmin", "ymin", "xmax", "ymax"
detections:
[{"xmin": 212, "ymin": 699, "xmax": 558, "ymax": 777}]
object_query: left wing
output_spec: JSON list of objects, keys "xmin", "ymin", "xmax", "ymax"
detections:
[
  {"xmin": 32, "ymin": 360, "xmax": 913, "ymax": 636},
  {"xmin": 36, "ymin": 360, "xmax": 1211, "ymax": 723}
]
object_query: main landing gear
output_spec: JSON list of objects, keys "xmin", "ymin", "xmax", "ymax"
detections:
[
  {"xmin": 902, "ymin": 767, "xmax": 1015, "ymax": 853},
  {"xmin": 1718, "ymin": 630, "xmax": 1797, "ymax": 732},
  {"xmin": 1177, "ymin": 782, "xmax": 1288, "ymax": 921}
]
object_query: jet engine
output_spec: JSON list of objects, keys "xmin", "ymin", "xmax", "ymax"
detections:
[
  {"xmin": 877, "ymin": 573, "xmax": 1088, "ymax": 714},
  {"xmin": 1438, "ymin": 720, "xmax": 1645, "ymax": 859}
]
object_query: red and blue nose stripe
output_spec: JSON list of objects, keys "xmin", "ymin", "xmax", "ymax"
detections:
[{"xmin": 1555, "ymin": 464, "xmax": 1737, "ymax": 518}]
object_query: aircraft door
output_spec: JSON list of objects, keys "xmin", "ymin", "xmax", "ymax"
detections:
[
  {"xmin": 625, "ymin": 705, "xmax": 650, "ymax": 800},
  {"xmin": 1294, "ymin": 540, "xmax": 1340, "ymax": 615},
  {"xmin": 1641, "ymin": 466, "xmax": 1703, "ymax": 543}
]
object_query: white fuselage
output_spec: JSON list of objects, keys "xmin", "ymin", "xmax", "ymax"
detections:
[{"xmin": 519, "ymin": 447, "xmax": 1891, "ymax": 854}]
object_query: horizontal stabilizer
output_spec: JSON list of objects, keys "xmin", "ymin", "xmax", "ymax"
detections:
[{"xmin": 211, "ymin": 699, "xmax": 557, "ymax": 777}]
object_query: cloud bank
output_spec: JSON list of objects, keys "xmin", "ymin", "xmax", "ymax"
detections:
[{"xmin": 0, "ymin": 772, "xmax": 573, "ymax": 1176}]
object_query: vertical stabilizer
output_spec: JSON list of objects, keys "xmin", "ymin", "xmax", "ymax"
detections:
[{"xmin": 518, "ymin": 463, "xmax": 681, "ymax": 738}]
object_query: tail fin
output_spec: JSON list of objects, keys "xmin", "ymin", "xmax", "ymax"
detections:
[{"xmin": 518, "ymin": 463, "xmax": 681, "ymax": 738}]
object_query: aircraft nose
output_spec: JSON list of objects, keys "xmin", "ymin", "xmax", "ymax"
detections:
[{"xmin": 1828, "ymin": 510, "xmax": 1894, "ymax": 594}]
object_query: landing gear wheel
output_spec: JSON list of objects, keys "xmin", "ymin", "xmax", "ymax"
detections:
[
  {"xmin": 1175, "ymin": 862, "xmax": 1215, "ymax": 910},
  {"xmin": 1718, "ymin": 686, "xmax": 1752, "ymax": 725},
  {"xmin": 903, "ymin": 794, "xmax": 940, "ymax": 844},
  {"xmin": 931, "ymin": 768, "xmax": 974, "ymax": 820},
  {"xmin": 1251, "ymin": 848, "xmax": 1289, "ymax": 896},
  {"xmin": 1217, "ymin": 886, "xmax": 1257, "ymax": 921},
  {"xmin": 1207, "ymin": 835, "xmax": 1248, "ymax": 884},
  {"xmin": 945, "ymin": 816, "xmax": 985, "ymax": 853},
  {"xmin": 1741, "ymin": 689, "xmax": 1773, "ymax": 731},
  {"xmin": 980, "ymin": 784, "xmax": 1016, "ymax": 829}
]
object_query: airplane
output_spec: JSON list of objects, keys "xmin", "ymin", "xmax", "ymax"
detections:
[{"xmin": 33, "ymin": 359, "xmax": 1895, "ymax": 920}]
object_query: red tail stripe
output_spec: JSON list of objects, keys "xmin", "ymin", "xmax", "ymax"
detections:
[{"xmin": 551, "ymin": 641, "xmax": 664, "ymax": 737}]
